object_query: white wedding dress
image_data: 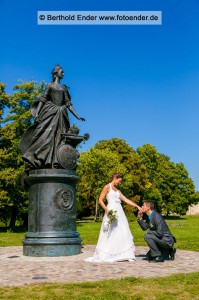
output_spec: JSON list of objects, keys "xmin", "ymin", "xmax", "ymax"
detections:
[{"xmin": 85, "ymin": 184, "xmax": 136, "ymax": 262}]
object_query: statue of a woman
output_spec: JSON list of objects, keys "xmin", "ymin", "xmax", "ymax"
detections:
[{"xmin": 19, "ymin": 64, "xmax": 85, "ymax": 169}]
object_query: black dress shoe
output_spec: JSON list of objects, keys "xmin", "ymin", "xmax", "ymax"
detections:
[
  {"xmin": 145, "ymin": 251, "xmax": 152, "ymax": 260},
  {"xmin": 169, "ymin": 248, "xmax": 176, "ymax": 260},
  {"xmin": 150, "ymin": 256, "xmax": 164, "ymax": 263},
  {"xmin": 142, "ymin": 257, "xmax": 151, "ymax": 261}
]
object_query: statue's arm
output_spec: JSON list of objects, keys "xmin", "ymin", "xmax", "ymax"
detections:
[
  {"xmin": 68, "ymin": 104, "xmax": 85, "ymax": 121},
  {"xmin": 64, "ymin": 86, "xmax": 85, "ymax": 121}
]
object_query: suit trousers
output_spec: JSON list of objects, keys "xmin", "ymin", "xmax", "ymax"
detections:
[{"xmin": 144, "ymin": 232, "xmax": 172, "ymax": 257}]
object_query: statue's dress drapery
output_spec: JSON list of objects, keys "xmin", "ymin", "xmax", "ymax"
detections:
[{"xmin": 19, "ymin": 83, "xmax": 71, "ymax": 168}]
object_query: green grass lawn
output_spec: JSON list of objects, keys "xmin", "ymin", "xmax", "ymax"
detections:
[
  {"xmin": 77, "ymin": 215, "xmax": 199, "ymax": 251},
  {"xmin": 0, "ymin": 273, "xmax": 198, "ymax": 300},
  {"xmin": 0, "ymin": 215, "xmax": 198, "ymax": 299},
  {"xmin": 0, "ymin": 215, "xmax": 199, "ymax": 251}
]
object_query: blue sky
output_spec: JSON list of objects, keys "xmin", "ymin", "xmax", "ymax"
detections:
[{"xmin": 1, "ymin": 0, "xmax": 199, "ymax": 190}]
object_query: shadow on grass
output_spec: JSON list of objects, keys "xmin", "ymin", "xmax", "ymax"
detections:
[
  {"xmin": 164, "ymin": 216, "xmax": 186, "ymax": 220},
  {"xmin": 0, "ymin": 226, "xmax": 27, "ymax": 233}
]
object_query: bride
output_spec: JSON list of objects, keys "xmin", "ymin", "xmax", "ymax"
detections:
[{"xmin": 85, "ymin": 172, "xmax": 142, "ymax": 263}]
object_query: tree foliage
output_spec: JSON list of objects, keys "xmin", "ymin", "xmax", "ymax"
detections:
[
  {"xmin": 0, "ymin": 81, "xmax": 45, "ymax": 227},
  {"xmin": 94, "ymin": 138, "xmax": 150, "ymax": 197},
  {"xmin": 137, "ymin": 144, "xmax": 199, "ymax": 215}
]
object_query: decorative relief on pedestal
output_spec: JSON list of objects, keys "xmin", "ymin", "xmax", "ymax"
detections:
[
  {"xmin": 57, "ymin": 144, "xmax": 77, "ymax": 169},
  {"xmin": 53, "ymin": 186, "xmax": 74, "ymax": 211}
]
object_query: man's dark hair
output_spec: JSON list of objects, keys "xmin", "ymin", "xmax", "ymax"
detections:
[{"xmin": 143, "ymin": 200, "xmax": 155, "ymax": 210}]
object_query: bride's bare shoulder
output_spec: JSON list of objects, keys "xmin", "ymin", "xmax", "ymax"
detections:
[
  {"xmin": 104, "ymin": 183, "xmax": 111, "ymax": 193},
  {"xmin": 99, "ymin": 184, "xmax": 110, "ymax": 197},
  {"xmin": 102, "ymin": 184, "xmax": 110, "ymax": 192}
]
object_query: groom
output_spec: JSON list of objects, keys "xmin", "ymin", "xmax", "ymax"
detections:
[{"xmin": 137, "ymin": 200, "xmax": 176, "ymax": 263}]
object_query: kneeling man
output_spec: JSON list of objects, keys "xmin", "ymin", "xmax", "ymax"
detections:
[{"xmin": 137, "ymin": 200, "xmax": 176, "ymax": 263}]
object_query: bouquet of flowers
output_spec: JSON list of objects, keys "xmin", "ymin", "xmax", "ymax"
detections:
[
  {"xmin": 103, "ymin": 210, "xmax": 118, "ymax": 232},
  {"xmin": 108, "ymin": 209, "xmax": 118, "ymax": 225}
]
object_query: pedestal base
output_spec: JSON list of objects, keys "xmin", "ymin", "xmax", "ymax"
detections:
[
  {"xmin": 23, "ymin": 169, "xmax": 82, "ymax": 257},
  {"xmin": 23, "ymin": 232, "xmax": 82, "ymax": 257}
]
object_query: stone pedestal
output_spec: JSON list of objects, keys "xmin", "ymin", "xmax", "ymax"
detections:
[{"xmin": 23, "ymin": 169, "xmax": 82, "ymax": 256}]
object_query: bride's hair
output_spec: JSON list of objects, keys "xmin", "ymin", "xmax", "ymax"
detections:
[{"xmin": 109, "ymin": 172, "xmax": 123, "ymax": 182}]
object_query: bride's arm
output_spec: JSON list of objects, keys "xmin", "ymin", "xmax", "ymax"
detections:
[
  {"xmin": 98, "ymin": 185, "xmax": 109, "ymax": 214},
  {"xmin": 119, "ymin": 192, "xmax": 142, "ymax": 212}
]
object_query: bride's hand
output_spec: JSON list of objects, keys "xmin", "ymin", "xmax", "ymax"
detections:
[
  {"xmin": 138, "ymin": 211, "xmax": 143, "ymax": 220},
  {"xmin": 137, "ymin": 206, "xmax": 142, "ymax": 213}
]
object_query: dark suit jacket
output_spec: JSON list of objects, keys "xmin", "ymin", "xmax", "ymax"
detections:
[{"xmin": 137, "ymin": 210, "xmax": 176, "ymax": 247}]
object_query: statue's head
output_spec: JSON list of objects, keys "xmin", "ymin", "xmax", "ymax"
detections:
[{"xmin": 51, "ymin": 64, "xmax": 63, "ymax": 81}]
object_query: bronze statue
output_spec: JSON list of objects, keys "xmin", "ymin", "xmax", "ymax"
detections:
[
  {"xmin": 20, "ymin": 66, "xmax": 89, "ymax": 256},
  {"xmin": 19, "ymin": 64, "xmax": 85, "ymax": 169}
]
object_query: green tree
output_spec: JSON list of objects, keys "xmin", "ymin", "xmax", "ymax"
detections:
[
  {"xmin": 137, "ymin": 144, "xmax": 198, "ymax": 215},
  {"xmin": 0, "ymin": 81, "xmax": 45, "ymax": 228},
  {"xmin": 94, "ymin": 138, "xmax": 150, "ymax": 198}
]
